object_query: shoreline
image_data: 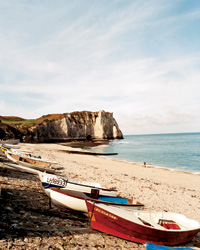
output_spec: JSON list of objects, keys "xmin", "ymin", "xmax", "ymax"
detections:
[
  {"xmin": 19, "ymin": 143, "xmax": 200, "ymax": 213},
  {"xmin": 62, "ymin": 138, "xmax": 200, "ymax": 176},
  {"xmin": 106, "ymin": 155, "xmax": 200, "ymax": 176},
  {"xmin": 1, "ymin": 142, "xmax": 200, "ymax": 249},
  {"xmin": 98, "ymin": 152, "xmax": 200, "ymax": 176}
]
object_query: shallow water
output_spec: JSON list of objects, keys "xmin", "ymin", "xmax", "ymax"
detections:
[{"xmin": 88, "ymin": 133, "xmax": 200, "ymax": 174}]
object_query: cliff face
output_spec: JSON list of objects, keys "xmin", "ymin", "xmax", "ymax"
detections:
[
  {"xmin": 28, "ymin": 110, "xmax": 123, "ymax": 142},
  {"xmin": 0, "ymin": 122, "xmax": 24, "ymax": 140}
]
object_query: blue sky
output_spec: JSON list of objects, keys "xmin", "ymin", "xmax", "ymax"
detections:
[{"xmin": 0, "ymin": 0, "xmax": 200, "ymax": 135}]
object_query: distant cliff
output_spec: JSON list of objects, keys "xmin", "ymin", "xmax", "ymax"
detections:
[
  {"xmin": 27, "ymin": 110, "xmax": 123, "ymax": 142},
  {"xmin": 0, "ymin": 121, "xmax": 24, "ymax": 140},
  {"xmin": 0, "ymin": 111, "xmax": 123, "ymax": 142}
]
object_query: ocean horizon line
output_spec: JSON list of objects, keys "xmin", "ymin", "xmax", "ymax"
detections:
[{"xmin": 124, "ymin": 131, "xmax": 200, "ymax": 136}]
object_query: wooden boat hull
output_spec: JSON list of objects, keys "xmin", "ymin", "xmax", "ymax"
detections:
[
  {"xmin": 6, "ymin": 151, "xmax": 51, "ymax": 167},
  {"xmin": 50, "ymin": 188, "xmax": 144, "ymax": 213},
  {"xmin": 86, "ymin": 201, "xmax": 200, "ymax": 245},
  {"xmin": 5, "ymin": 151, "xmax": 55, "ymax": 174},
  {"xmin": 39, "ymin": 172, "xmax": 118, "ymax": 197},
  {"xmin": 13, "ymin": 151, "xmax": 57, "ymax": 165},
  {"xmin": 2, "ymin": 145, "xmax": 57, "ymax": 165}
]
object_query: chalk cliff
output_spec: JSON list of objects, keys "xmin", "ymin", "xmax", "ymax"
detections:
[{"xmin": 28, "ymin": 110, "xmax": 123, "ymax": 142}]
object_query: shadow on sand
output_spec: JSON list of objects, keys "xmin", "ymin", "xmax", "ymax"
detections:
[{"xmin": 0, "ymin": 164, "xmax": 96, "ymax": 242}]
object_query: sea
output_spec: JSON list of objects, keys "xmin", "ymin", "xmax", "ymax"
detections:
[{"xmin": 88, "ymin": 132, "xmax": 200, "ymax": 174}]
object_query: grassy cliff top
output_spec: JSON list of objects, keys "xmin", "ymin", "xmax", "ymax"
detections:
[{"xmin": 0, "ymin": 111, "xmax": 101, "ymax": 127}]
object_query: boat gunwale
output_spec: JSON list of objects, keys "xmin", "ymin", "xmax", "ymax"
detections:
[
  {"xmin": 86, "ymin": 201, "xmax": 200, "ymax": 233},
  {"xmin": 50, "ymin": 188, "xmax": 144, "ymax": 208}
]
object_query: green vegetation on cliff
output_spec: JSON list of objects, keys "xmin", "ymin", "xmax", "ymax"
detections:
[
  {"xmin": 0, "ymin": 111, "xmax": 123, "ymax": 141},
  {"xmin": 0, "ymin": 116, "xmax": 36, "ymax": 140},
  {"xmin": 0, "ymin": 113, "xmax": 91, "ymax": 140}
]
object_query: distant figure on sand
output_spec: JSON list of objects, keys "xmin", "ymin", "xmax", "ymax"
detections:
[{"xmin": 144, "ymin": 162, "xmax": 146, "ymax": 167}]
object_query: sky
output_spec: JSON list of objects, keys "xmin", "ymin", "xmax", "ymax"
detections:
[{"xmin": 0, "ymin": 0, "xmax": 200, "ymax": 135}]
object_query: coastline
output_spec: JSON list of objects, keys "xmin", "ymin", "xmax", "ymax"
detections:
[
  {"xmin": 1, "ymin": 142, "xmax": 200, "ymax": 249},
  {"xmin": 106, "ymin": 156, "xmax": 200, "ymax": 176},
  {"xmin": 106, "ymin": 153, "xmax": 200, "ymax": 176},
  {"xmin": 16, "ymin": 143, "xmax": 200, "ymax": 217},
  {"xmin": 104, "ymin": 133, "xmax": 200, "ymax": 175}
]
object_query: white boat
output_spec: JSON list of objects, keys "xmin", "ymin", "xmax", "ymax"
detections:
[
  {"xmin": 0, "ymin": 139, "xmax": 20, "ymax": 145},
  {"xmin": 38, "ymin": 172, "xmax": 118, "ymax": 197},
  {"xmin": 5, "ymin": 151, "xmax": 56, "ymax": 174},
  {"xmin": 2, "ymin": 146, "xmax": 57, "ymax": 165},
  {"xmin": 50, "ymin": 188, "xmax": 144, "ymax": 213},
  {"xmin": 3, "ymin": 143, "xmax": 20, "ymax": 149},
  {"xmin": 4, "ymin": 162, "xmax": 40, "ymax": 175}
]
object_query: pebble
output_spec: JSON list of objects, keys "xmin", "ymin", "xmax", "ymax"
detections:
[{"xmin": 0, "ymin": 161, "xmax": 144, "ymax": 250}]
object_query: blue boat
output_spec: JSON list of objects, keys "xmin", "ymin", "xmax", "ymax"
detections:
[{"xmin": 146, "ymin": 243, "xmax": 195, "ymax": 250}]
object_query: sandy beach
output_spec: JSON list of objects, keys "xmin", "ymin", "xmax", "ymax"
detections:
[{"xmin": 1, "ymin": 142, "xmax": 200, "ymax": 249}]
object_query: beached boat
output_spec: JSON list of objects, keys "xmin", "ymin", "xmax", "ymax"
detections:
[
  {"xmin": 1, "ymin": 144, "xmax": 32, "ymax": 155},
  {"xmin": 3, "ymin": 143, "xmax": 20, "ymax": 149},
  {"xmin": 146, "ymin": 243, "xmax": 196, "ymax": 250},
  {"xmin": 0, "ymin": 139, "xmax": 20, "ymax": 146},
  {"xmin": 1, "ymin": 145, "xmax": 57, "ymax": 165},
  {"xmin": 38, "ymin": 172, "xmax": 118, "ymax": 197},
  {"xmin": 86, "ymin": 201, "xmax": 200, "ymax": 245},
  {"xmin": 4, "ymin": 162, "xmax": 40, "ymax": 175},
  {"xmin": 5, "ymin": 151, "xmax": 56, "ymax": 174},
  {"xmin": 49, "ymin": 188, "xmax": 144, "ymax": 212},
  {"xmin": 0, "ymin": 146, "xmax": 9, "ymax": 154},
  {"xmin": 0, "ymin": 139, "xmax": 20, "ymax": 150}
]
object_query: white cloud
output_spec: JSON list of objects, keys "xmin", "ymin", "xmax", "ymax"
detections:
[{"xmin": 0, "ymin": 0, "xmax": 200, "ymax": 134}]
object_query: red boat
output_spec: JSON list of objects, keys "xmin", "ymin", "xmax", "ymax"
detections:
[{"xmin": 86, "ymin": 201, "xmax": 200, "ymax": 245}]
